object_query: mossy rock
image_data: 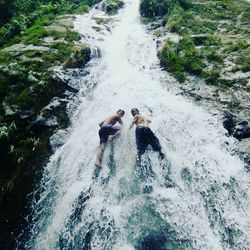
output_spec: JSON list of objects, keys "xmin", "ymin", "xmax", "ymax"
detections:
[
  {"xmin": 93, "ymin": 17, "xmax": 112, "ymax": 25},
  {"xmin": 102, "ymin": 0, "xmax": 124, "ymax": 14},
  {"xmin": 191, "ymin": 34, "xmax": 221, "ymax": 46},
  {"xmin": 63, "ymin": 46, "xmax": 91, "ymax": 69},
  {"xmin": 153, "ymin": 29, "xmax": 163, "ymax": 37},
  {"xmin": 140, "ymin": 0, "xmax": 171, "ymax": 17}
]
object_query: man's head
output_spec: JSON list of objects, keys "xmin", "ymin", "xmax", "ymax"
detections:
[
  {"xmin": 117, "ymin": 109, "xmax": 125, "ymax": 117},
  {"xmin": 131, "ymin": 108, "xmax": 139, "ymax": 116}
]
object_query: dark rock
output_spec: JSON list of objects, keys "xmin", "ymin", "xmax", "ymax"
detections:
[
  {"xmin": 63, "ymin": 46, "xmax": 91, "ymax": 69},
  {"xmin": 19, "ymin": 109, "xmax": 35, "ymax": 120},
  {"xmin": 191, "ymin": 34, "xmax": 209, "ymax": 46},
  {"xmin": 91, "ymin": 47, "xmax": 102, "ymax": 59},
  {"xmin": 50, "ymin": 129, "xmax": 68, "ymax": 152},
  {"xmin": 222, "ymin": 111, "xmax": 250, "ymax": 140},
  {"xmin": 52, "ymin": 71, "xmax": 71, "ymax": 85},
  {"xmin": 31, "ymin": 97, "xmax": 68, "ymax": 134},
  {"xmin": 65, "ymin": 84, "xmax": 79, "ymax": 94},
  {"xmin": 2, "ymin": 101, "xmax": 20, "ymax": 117},
  {"xmin": 149, "ymin": 21, "xmax": 162, "ymax": 30},
  {"xmin": 52, "ymin": 70, "xmax": 81, "ymax": 93},
  {"xmin": 102, "ymin": 0, "xmax": 124, "ymax": 15},
  {"xmin": 53, "ymin": 68, "xmax": 90, "ymax": 94},
  {"xmin": 222, "ymin": 111, "xmax": 237, "ymax": 135},
  {"xmin": 32, "ymin": 115, "xmax": 58, "ymax": 130},
  {"xmin": 234, "ymin": 121, "xmax": 250, "ymax": 139},
  {"xmin": 244, "ymin": 155, "xmax": 250, "ymax": 171},
  {"xmin": 140, "ymin": 0, "xmax": 169, "ymax": 17}
]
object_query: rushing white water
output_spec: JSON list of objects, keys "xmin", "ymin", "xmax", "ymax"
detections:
[{"xmin": 25, "ymin": 0, "xmax": 250, "ymax": 249}]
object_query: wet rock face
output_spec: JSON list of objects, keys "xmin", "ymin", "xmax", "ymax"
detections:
[
  {"xmin": 64, "ymin": 46, "xmax": 91, "ymax": 69},
  {"xmin": 0, "ymin": 12, "xmax": 93, "ymax": 248},
  {"xmin": 138, "ymin": 233, "xmax": 167, "ymax": 250},
  {"xmin": 236, "ymin": 138, "xmax": 250, "ymax": 171},
  {"xmin": 223, "ymin": 111, "xmax": 250, "ymax": 140},
  {"xmin": 102, "ymin": 0, "xmax": 124, "ymax": 15},
  {"xmin": 140, "ymin": 0, "xmax": 170, "ymax": 17},
  {"xmin": 234, "ymin": 122, "xmax": 250, "ymax": 140},
  {"xmin": 31, "ymin": 97, "xmax": 69, "ymax": 134}
]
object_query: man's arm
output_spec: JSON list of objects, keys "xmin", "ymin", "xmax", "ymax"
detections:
[
  {"xmin": 99, "ymin": 120, "xmax": 104, "ymax": 127},
  {"xmin": 129, "ymin": 116, "xmax": 137, "ymax": 129},
  {"xmin": 117, "ymin": 116, "xmax": 123, "ymax": 126},
  {"xmin": 109, "ymin": 130, "xmax": 121, "ymax": 141}
]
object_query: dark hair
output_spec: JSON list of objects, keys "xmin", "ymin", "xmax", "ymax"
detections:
[
  {"xmin": 131, "ymin": 108, "xmax": 139, "ymax": 114},
  {"xmin": 117, "ymin": 109, "xmax": 125, "ymax": 115}
]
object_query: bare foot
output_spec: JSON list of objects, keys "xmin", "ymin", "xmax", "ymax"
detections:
[{"xmin": 159, "ymin": 152, "xmax": 166, "ymax": 160}]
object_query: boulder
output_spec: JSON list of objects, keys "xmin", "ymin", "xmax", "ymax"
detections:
[
  {"xmin": 31, "ymin": 97, "xmax": 68, "ymax": 134},
  {"xmin": 222, "ymin": 111, "xmax": 250, "ymax": 140},
  {"xmin": 49, "ymin": 129, "xmax": 69, "ymax": 152},
  {"xmin": 102, "ymin": 0, "xmax": 124, "ymax": 14},
  {"xmin": 222, "ymin": 111, "xmax": 237, "ymax": 135},
  {"xmin": 63, "ymin": 46, "xmax": 91, "ymax": 69},
  {"xmin": 2, "ymin": 101, "xmax": 20, "ymax": 117},
  {"xmin": 234, "ymin": 121, "xmax": 250, "ymax": 139},
  {"xmin": 3, "ymin": 43, "xmax": 57, "ymax": 53}
]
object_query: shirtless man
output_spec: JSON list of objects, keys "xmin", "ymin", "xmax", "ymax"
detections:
[
  {"xmin": 129, "ymin": 108, "xmax": 165, "ymax": 162},
  {"xmin": 95, "ymin": 109, "xmax": 125, "ymax": 167}
]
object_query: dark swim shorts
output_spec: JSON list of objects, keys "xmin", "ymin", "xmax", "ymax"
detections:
[
  {"xmin": 99, "ymin": 125, "xmax": 120, "ymax": 144},
  {"xmin": 135, "ymin": 126, "xmax": 162, "ymax": 156}
]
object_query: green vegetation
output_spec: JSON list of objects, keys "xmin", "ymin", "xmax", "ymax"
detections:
[
  {"xmin": 102, "ymin": 0, "xmax": 124, "ymax": 14},
  {"xmin": 234, "ymin": 55, "xmax": 250, "ymax": 73},
  {"xmin": 140, "ymin": 0, "xmax": 191, "ymax": 17},
  {"xmin": 93, "ymin": 17, "xmax": 112, "ymax": 25},
  {"xmin": 159, "ymin": 40, "xmax": 185, "ymax": 82},
  {"xmin": 153, "ymin": 29, "xmax": 163, "ymax": 37},
  {"xmin": 202, "ymin": 68, "xmax": 220, "ymax": 85},
  {"xmin": 0, "ymin": 0, "xmax": 101, "ymax": 48},
  {"xmin": 159, "ymin": 35, "xmax": 203, "ymax": 82},
  {"xmin": 0, "ymin": 0, "xmax": 98, "ymax": 163},
  {"xmin": 223, "ymin": 40, "xmax": 248, "ymax": 53},
  {"xmin": 166, "ymin": 5, "xmax": 186, "ymax": 33},
  {"xmin": 147, "ymin": 0, "xmax": 249, "ymax": 88},
  {"xmin": 140, "ymin": 0, "xmax": 171, "ymax": 17},
  {"xmin": 0, "ymin": 2, "xmax": 101, "ymax": 246}
]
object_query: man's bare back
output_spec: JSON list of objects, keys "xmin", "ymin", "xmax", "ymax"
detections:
[
  {"xmin": 95, "ymin": 109, "xmax": 125, "ymax": 167},
  {"xmin": 100, "ymin": 115, "xmax": 123, "ymax": 127},
  {"xmin": 129, "ymin": 108, "xmax": 165, "ymax": 161},
  {"xmin": 129, "ymin": 114, "xmax": 151, "ymax": 129}
]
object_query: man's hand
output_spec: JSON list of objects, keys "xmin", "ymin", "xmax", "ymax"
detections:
[
  {"xmin": 129, "ymin": 115, "xmax": 138, "ymax": 129},
  {"xmin": 99, "ymin": 121, "xmax": 104, "ymax": 127},
  {"xmin": 129, "ymin": 123, "xmax": 134, "ymax": 129},
  {"xmin": 109, "ymin": 131, "xmax": 120, "ymax": 141}
]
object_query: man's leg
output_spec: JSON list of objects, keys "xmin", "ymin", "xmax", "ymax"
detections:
[
  {"xmin": 149, "ymin": 130, "xmax": 166, "ymax": 159},
  {"xmin": 131, "ymin": 151, "xmax": 138, "ymax": 168},
  {"xmin": 135, "ymin": 127, "xmax": 147, "ymax": 166},
  {"xmin": 95, "ymin": 143, "xmax": 105, "ymax": 167}
]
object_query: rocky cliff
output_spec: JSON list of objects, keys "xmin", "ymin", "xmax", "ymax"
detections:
[{"xmin": 140, "ymin": 0, "xmax": 250, "ymax": 169}]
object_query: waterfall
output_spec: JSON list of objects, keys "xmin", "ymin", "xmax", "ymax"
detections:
[{"xmin": 24, "ymin": 0, "xmax": 250, "ymax": 249}]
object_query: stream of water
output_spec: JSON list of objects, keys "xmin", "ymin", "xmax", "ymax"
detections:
[{"xmin": 23, "ymin": 0, "xmax": 250, "ymax": 249}]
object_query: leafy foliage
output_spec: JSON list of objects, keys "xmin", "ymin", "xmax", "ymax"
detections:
[
  {"xmin": 0, "ymin": 122, "xmax": 16, "ymax": 141},
  {"xmin": 103, "ymin": 0, "xmax": 124, "ymax": 14},
  {"xmin": 0, "ymin": 0, "xmax": 100, "ymax": 48},
  {"xmin": 140, "ymin": 0, "xmax": 191, "ymax": 17},
  {"xmin": 159, "ymin": 35, "xmax": 203, "ymax": 81}
]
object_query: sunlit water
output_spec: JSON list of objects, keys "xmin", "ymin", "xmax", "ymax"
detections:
[{"xmin": 24, "ymin": 0, "xmax": 250, "ymax": 249}]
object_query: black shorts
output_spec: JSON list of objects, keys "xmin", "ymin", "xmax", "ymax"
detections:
[
  {"xmin": 99, "ymin": 125, "xmax": 120, "ymax": 144},
  {"xmin": 135, "ymin": 126, "xmax": 162, "ymax": 156}
]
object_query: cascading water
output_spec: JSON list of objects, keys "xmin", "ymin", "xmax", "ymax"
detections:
[{"xmin": 23, "ymin": 0, "xmax": 250, "ymax": 249}]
